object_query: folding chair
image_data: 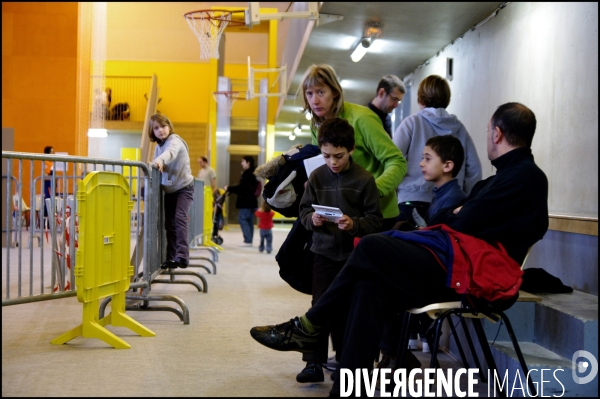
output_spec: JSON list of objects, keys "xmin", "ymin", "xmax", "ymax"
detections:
[
  {"xmin": 12, "ymin": 194, "xmax": 31, "ymax": 230},
  {"xmin": 396, "ymin": 246, "xmax": 536, "ymax": 397}
]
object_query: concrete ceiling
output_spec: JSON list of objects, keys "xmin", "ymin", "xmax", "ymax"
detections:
[{"xmin": 274, "ymin": 2, "xmax": 505, "ymax": 138}]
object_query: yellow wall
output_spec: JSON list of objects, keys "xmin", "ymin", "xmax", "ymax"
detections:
[{"xmin": 105, "ymin": 61, "xmax": 214, "ymax": 123}]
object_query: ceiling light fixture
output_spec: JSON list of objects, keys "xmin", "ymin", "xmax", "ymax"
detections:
[
  {"xmin": 289, "ymin": 132, "xmax": 296, "ymax": 141},
  {"xmin": 350, "ymin": 22, "xmax": 382, "ymax": 63},
  {"xmin": 294, "ymin": 125, "xmax": 302, "ymax": 135},
  {"xmin": 87, "ymin": 128, "xmax": 108, "ymax": 138}
]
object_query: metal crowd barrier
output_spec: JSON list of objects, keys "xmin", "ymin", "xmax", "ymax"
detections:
[{"xmin": 2, "ymin": 151, "xmax": 215, "ymax": 324}]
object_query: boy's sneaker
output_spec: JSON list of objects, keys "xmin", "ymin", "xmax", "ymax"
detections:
[
  {"xmin": 258, "ymin": 247, "xmax": 264, "ymax": 252},
  {"xmin": 238, "ymin": 242, "xmax": 252, "ymax": 247},
  {"xmin": 250, "ymin": 317, "xmax": 321, "ymax": 353},
  {"xmin": 422, "ymin": 341, "xmax": 430, "ymax": 353},
  {"xmin": 296, "ymin": 362, "xmax": 324, "ymax": 383}
]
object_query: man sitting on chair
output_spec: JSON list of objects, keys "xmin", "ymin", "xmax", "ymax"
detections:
[{"xmin": 249, "ymin": 102, "xmax": 549, "ymax": 396}]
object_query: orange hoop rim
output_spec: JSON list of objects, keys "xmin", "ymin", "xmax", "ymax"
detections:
[{"xmin": 183, "ymin": 9, "xmax": 246, "ymax": 26}]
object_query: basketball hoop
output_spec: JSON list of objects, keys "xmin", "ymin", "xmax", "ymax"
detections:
[
  {"xmin": 184, "ymin": 9, "xmax": 245, "ymax": 60},
  {"xmin": 212, "ymin": 91, "xmax": 240, "ymax": 112}
]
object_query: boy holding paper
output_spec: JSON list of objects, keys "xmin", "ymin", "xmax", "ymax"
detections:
[{"xmin": 295, "ymin": 117, "xmax": 382, "ymax": 383}]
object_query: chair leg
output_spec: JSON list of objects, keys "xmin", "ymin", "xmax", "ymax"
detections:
[
  {"xmin": 499, "ymin": 311, "xmax": 537, "ymax": 397},
  {"xmin": 428, "ymin": 313, "xmax": 448, "ymax": 369},
  {"xmin": 458, "ymin": 316, "xmax": 487, "ymax": 382},
  {"xmin": 395, "ymin": 311, "xmax": 412, "ymax": 369},
  {"xmin": 472, "ymin": 318, "xmax": 506, "ymax": 397},
  {"xmin": 448, "ymin": 314, "xmax": 471, "ymax": 369}
]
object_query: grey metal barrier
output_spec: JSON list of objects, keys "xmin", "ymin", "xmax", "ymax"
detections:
[
  {"xmin": 2, "ymin": 151, "xmax": 215, "ymax": 324},
  {"xmin": 2, "ymin": 151, "xmax": 150, "ymax": 305}
]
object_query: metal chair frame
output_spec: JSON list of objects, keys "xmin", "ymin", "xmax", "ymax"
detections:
[{"xmin": 396, "ymin": 247, "xmax": 537, "ymax": 397}]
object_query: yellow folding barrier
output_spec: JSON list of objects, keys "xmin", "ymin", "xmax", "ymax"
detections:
[{"xmin": 51, "ymin": 171, "xmax": 154, "ymax": 349}]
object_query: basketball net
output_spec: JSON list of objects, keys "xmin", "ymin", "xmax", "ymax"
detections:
[
  {"xmin": 184, "ymin": 10, "xmax": 241, "ymax": 60},
  {"xmin": 212, "ymin": 91, "xmax": 239, "ymax": 114}
]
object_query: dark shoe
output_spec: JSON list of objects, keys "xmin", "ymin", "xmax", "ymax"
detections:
[
  {"xmin": 376, "ymin": 354, "xmax": 396, "ymax": 369},
  {"xmin": 296, "ymin": 362, "xmax": 324, "ymax": 383},
  {"xmin": 176, "ymin": 259, "xmax": 188, "ymax": 269},
  {"xmin": 250, "ymin": 317, "xmax": 320, "ymax": 353},
  {"xmin": 161, "ymin": 260, "xmax": 179, "ymax": 269}
]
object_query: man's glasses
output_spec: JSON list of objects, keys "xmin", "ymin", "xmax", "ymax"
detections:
[{"xmin": 387, "ymin": 93, "xmax": 401, "ymax": 103}]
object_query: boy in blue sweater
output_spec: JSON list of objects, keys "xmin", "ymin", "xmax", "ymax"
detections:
[
  {"xmin": 421, "ymin": 135, "xmax": 468, "ymax": 225},
  {"xmin": 380, "ymin": 134, "xmax": 469, "ymax": 364}
]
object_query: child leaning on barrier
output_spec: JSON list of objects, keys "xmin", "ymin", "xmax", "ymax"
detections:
[
  {"xmin": 149, "ymin": 113, "xmax": 194, "ymax": 269},
  {"xmin": 295, "ymin": 117, "xmax": 383, "ymax": 383}
]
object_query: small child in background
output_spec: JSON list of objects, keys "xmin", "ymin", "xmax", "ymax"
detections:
[{"xmin": 255, "ymin": 201, "xmax": 275, "ymax": 253}]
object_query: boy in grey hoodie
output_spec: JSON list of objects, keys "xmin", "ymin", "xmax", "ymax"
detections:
[{"xmin": 392, "ymin": 74, "xmax": 482, "ymax": 225}]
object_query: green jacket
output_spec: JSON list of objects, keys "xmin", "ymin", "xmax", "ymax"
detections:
[{"xmin": 311, "ymin": 102, "xmax": 407, "ymax": 219}]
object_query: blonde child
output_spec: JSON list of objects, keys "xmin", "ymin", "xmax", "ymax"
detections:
[{"xmin": 149, "ymin": 113, "xmax": 194, "ymax": 269}]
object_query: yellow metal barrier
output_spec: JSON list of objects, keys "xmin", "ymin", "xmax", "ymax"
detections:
[
  {"xmin": 203, "ymin": 186, "xmax": 223, "ymax": 250},
  {"xmin": 51, "ymin": 172, "xmax": 154, "ymax": 349}
]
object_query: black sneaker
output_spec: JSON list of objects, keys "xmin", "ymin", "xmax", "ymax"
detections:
[
  {"xmin": 296, "ymin": 362, "xmax": 324, "ymax": 383},
  {"xmin": 250, "ymin": 317, "xmax": 320, "ymax": 353},
  {"xmin": 161, "ymin": 260, "xmax": 179, "ymax": 269}
]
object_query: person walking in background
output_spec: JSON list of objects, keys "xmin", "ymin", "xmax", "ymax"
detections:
[
  {"xmin": 225, "ymin": 155, "xmax": 258, "ymax": 247},
  {"xmin": 197, "ymin": 155, "xmax": 217, "ymax": 193},
  {"xmin": 42, "ymin": 145, "xmax": 54, "ymax": 221},
  {"xmin": 149, "ymin": 113, "xmax": 194, "ymax": 269},
  {"xmin": 103, "ymin": 87, "xmax": 112, "ymax": 120},
  {"xmin": 301, "ymin": 64, "xmax": 407, "ymax": 231},
  {"xmin": 367, "ymin": 75, "xmax": 406, "ymax": 138},
  {"xmin": 393, "ymin": 74, "xmax": 482, "ymax": 226},
  {"xmin": 255, "ymin": 201, "xmax": 275, "ymax": 254}
]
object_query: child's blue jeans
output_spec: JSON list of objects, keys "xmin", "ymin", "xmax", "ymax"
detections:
[{"xmin": 258, "ymin": 228, "xmax": 272, "ymax": 253}]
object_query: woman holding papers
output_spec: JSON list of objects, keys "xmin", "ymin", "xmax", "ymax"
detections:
[{"xmin": 300, "ymin": 64, "xmax": 407, "ymax": 230}]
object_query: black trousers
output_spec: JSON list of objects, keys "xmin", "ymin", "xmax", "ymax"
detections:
[
  {"xmin": 164, "ymin": 183, "xmax": 194, "ymax": 264},
  {"xmin": 305, "ymin": 233, "xmax": 460, "ymax": 394}
]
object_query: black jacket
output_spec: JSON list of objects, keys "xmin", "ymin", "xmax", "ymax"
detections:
[
  {"xmin": 436, "ymin": 147, "xmax": 549, "ymax": 264},
  {"xmin": 227, "ymin": 168, "xmax": 258, "ymax": 209}
]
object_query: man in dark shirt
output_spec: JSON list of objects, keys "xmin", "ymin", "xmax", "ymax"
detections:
[
  {"xmin": 367, "ymin": 75, "xmax": 406, "ymax": 138},
  {"xmin": 250, "ymin": 103, "xmax": 549, "ymax": 396}
]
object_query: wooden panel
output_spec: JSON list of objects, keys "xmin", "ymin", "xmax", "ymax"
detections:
[
  {"xmin": 175, "ymin": 123, "xmax": 209, "ymax": 178},
  {"xmin": 549, "ymin": 215, "xmax": 598, "ymax": 236},
  {"xmin": 517, "ymin": 290, "xmax": 542, "ymax": 303}
]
